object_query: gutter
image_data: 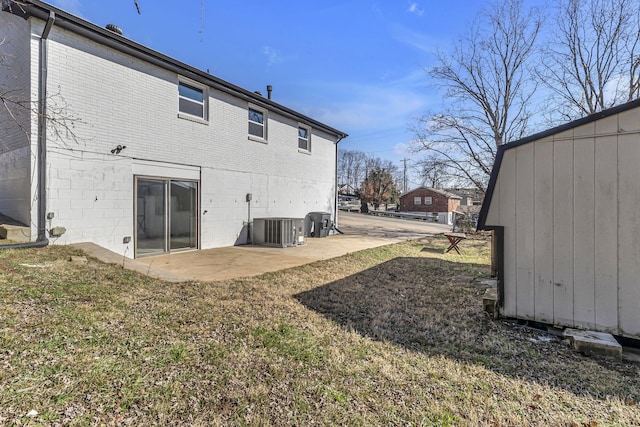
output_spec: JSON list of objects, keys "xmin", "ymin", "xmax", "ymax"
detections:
[{"xmin": 0, "ymin": 10, "xmax": 54, "ymax": 250}]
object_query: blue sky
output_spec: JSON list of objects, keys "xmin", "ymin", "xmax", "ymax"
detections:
[{"xmin": 48, "ymin": 0, "xmax": 484, "ymax": 185}]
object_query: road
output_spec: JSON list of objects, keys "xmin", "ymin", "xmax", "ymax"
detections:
[{"xmin": 336, "ymin": 211, "xmax": 452, "ymax": 239}]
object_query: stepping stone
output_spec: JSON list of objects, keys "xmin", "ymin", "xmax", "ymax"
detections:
[
  {"xmin": 483, "ymin": 287, "xmax": 498, "ymax": 318},
  {"xmin": 564, "ymin": 329, "xmax": 622, "ymax": 359}
]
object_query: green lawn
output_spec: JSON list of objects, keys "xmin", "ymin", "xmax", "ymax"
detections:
[{"xmin": 0, "ymin": 236, "xmax": 638, "ymax": 426}]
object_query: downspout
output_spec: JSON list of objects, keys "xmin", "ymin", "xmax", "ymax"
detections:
[
  {"xmin": 333, "ymin": 135, "xmax": 345, "ymax": 230},
  {"xmin": 1, "ymin": 11, "xmax": 55, "ymax": 250}
]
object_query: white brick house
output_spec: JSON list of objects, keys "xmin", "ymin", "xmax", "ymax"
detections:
[{"xmin": 0, "ymin": 0, "xmax": 347, "ymax": 257}]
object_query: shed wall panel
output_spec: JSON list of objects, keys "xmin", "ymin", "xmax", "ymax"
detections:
[
  {"xmin": 573, "ymin": 136, "xmax": 596, "ymax": 329},
  {"xmin": 485, "ymin": 178, "xmax": 500, "ymax": 225},
  {"xmin": 618, "ymin": 134, "xmax": 640, "ymax": 337},
  {"xmin": 552, "ymin": 137, "xmax": 574, "ymax": 326},
  {"xmin": 595, "ymin": 115, "xmax": 617, "ymax": 135},
  {"xmin": 500, "ymin": 149, "xmax": 518, "ymax": 318},
  {"xmin": 515, "ymin": 144, "xmax": 535, "ymax": 318},
  {"xmin": 574, "ymin": 121, "xmax": 595, "ymax": 138},
  {"xmin": 594, "ymin": 135, "xmax": 618, "ymax": 331},
  {"xmin": 533, "ymin": 139, "xmax": 554, "ymax": 323},
  {"xmin": 617, "ymin": 109, "xmax": 640, "ymax": 133}
]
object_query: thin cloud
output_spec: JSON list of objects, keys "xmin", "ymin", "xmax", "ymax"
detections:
[
  {"xmin": 394, "ymin": 142, "xmax": 411, "ymax": 155},
  {"xmin": 391, "ymin": 24, "xmax": 440, "ymax": 54},
  {"xmin": 407, "ymin": 2, "xmax": 424, "ymax": 16},
  {"xmin": 262, "ymin": 46, "xmax": 284, "ymax": 68},
  {"xmin": 297, "ymin": 76, "xmax": 434, "ymax": 133}
]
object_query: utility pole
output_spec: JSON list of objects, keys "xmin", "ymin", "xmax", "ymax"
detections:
[{"xmin": 402, "ymin": 158, "xmax": 408, "ymax": 193}]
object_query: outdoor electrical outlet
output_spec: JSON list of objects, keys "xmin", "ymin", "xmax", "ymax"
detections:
[{"xmin": 123, "ymin": 236, "xmax": 131, "ymax": 244}]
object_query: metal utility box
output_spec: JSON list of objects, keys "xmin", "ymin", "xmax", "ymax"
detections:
[
  {"xmin": 306, "ymin": 212, "xmax": 332, "ymax": 238},
  {"xmin": 252, "ymin": 218, "xmax": 304, "ymax": 248}
]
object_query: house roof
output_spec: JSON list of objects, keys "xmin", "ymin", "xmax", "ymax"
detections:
[
  {"xmin": 400, "ymin": 187, "xmax": 461, "ymax": 199},
  {"xmin": 338, "ymin": 184, "xmax": 356, "ymax": 195},
  {"xmin": 477, "ymin": 97, "xmax": 640, "ymax": 230},
  {"xmin": 4, "ymin": 0, "xmax": 348, "ymax": 140}
]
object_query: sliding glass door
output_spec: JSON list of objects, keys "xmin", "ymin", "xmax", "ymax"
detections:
[
  {"xmin": 170, "ymin": 181, "xmax": 198, "ymax": 250},
  {"xmin": 135, "ymin": 177, "xmax": 198, "ymax": 257}
]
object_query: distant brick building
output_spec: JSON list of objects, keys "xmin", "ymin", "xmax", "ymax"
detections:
[{"xmin": 399, "ymin": 187, "xmax": 461, "ymax": 225}]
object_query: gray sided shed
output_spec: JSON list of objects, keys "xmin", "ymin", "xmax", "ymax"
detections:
[{"xmin": 478, "ymin": 99, "xmax": 640, "ymax": 340}]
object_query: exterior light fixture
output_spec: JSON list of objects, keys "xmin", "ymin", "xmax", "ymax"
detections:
[{"xmin": 111, "ymin": 145, "xmax": 126, "ymax": 154}]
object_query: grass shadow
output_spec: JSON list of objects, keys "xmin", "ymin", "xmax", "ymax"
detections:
[
  {"xmin": 420, "ymin": 246, "xmax": 445, "ymax": 254},
  {"xmin": 294, "ymin": 256, "xmax": 639, "ymax": 402}
]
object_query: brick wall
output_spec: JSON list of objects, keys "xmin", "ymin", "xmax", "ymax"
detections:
[
  {"xmin": 21, "ymin": 19, "xmax": 339, "ymax": 256},
  {"xmin": 399, "ymin": 188, "xmax": 458, "ymax": 213},
  {"xmin": 0, "ymin": 13, "xmax": 32, "ymax": 226}
]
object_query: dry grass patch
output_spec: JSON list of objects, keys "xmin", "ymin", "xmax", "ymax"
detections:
[{"xmin": 0, "ymin": 237, "xmax": 638, "ymax": 426}]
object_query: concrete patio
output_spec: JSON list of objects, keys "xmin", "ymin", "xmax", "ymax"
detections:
[{"xmin": 74, "ymin": 212, "xmax": 451, "ymax": 282}]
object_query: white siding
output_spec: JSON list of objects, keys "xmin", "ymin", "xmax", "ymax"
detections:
[
  {"xmin": 594, "ymin": 132, "xmax": 618, "ymax": 332},
  {"xmin": 484, "ymin": 107, "xmax": 640, "ymax": 338},
  {"xmin": 533, "ymin": 138, "xmax": 554, "ymax": 323},
  {"xmin": 515, "ymin": 144, "xmax": 535, "ymax": 319},
  {"xmin": 499, "ymin": 149, "xmax": 517, "ymax": 318},
  {"xmin": 552, "ymin": 133, "xmax": 574, "ymax": 327},
  {"xmin": 484, "ymin": 179, "xmax": 500, "ymax": 225},
  {"xmin": 572, "ymin": 125, "xmax": 596, "ymax": 329},
  {"xmin": 618, "ymin": 130, "xmax": 640, "ymax": 337}
]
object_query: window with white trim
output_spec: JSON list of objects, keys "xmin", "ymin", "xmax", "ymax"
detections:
[
  {"xmin": 298, "ymin": 125, "xmax": 311, "ymax": 152},
  {"xmin": 414, "ymin": 196, "xmax": 421, "ymax": 205},
  {"xmin": 425, "ymin": 196, "xmax": 432, "ymax": 205},
  {"xmin": 178, "ymin": 80, "xmax": 207, "ymax": 121},
  {"xmin": 248, "ymin": 106, "xmax": 267, "ymax": 140}
]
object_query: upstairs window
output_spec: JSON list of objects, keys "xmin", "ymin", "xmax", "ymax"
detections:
[
  {"xmin": 298, "ymin": 125, "xmax": 311, "ymax": 152},
  {"xmin": 178, "ymin": 80, "xmax": 206, "ymax": 121},
  {"xmin": 414, "ymin": 196, "xmax": 421, "ymax": 205},
  {"xmin": 248, "ymin": 107, "xmax": 266, "ymax": 140},
  {"xmin": 425, "ymin": 196, "xmax": 433, "ymax": 205}
]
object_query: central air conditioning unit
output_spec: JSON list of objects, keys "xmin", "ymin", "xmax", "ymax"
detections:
[{"xmin": 252, "ymin": 218, "xmax": 304, "ymax": 248}]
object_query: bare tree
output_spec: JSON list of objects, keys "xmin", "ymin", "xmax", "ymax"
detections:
[
  {"xmin": 1, "ymin": 1, "xmax": 81, "ymax": 152},
  {"xmin": 413, "ymin": 0, "xmax": 542, "ymax": 191},
  {"xmin": 541, "ymin": 0, "xmax": 640, "ymax": 120},
  {"xmin": 0, "ymin": 41, "xmax": 79, "ymax": 152},
  {"xmin": 415, "ymin": 156, "xmax": 450, "ymax": 189},
  {"xmin": 338, "ymin": 149, "xmax": 367, "ymax": 192}
]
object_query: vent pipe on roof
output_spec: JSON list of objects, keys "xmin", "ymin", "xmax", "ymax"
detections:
[
  {"xmin": 267, "ymin": 85, "xmax": 272, "ymax": 100},
  {"xmin": 105, "ymin": 24, "xmax": 123, "ymax": 35}
]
